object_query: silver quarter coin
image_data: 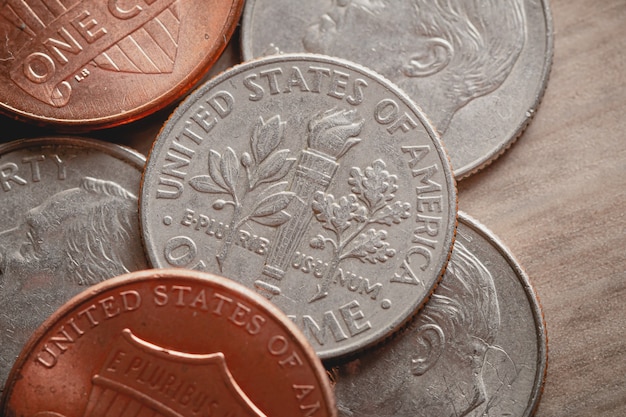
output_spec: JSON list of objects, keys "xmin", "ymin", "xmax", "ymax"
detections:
[
  {"xmin": 241, "ymin": 0, "xmax": 554, "ymax": 179},
  {"xmin": 140, "ymin": 53, "xmax": 457, "ymax": 359},
  {"xmin": 329, "ymin": 211, "xmax": 547, "ymax": 417},
  {"xmin": 0, "ymin": 137, "xmax": 147, "ymax": 390}
]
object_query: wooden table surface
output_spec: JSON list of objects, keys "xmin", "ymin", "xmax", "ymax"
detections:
[
  {"xmin": 1, "ymin": 0, "xmax": 624, "ymax": 415},
  {"xmin": 458, "ymin": 0, "xmax": 626, "ymax": 415}
]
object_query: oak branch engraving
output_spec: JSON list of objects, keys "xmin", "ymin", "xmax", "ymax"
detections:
[{"xmin": 309, "ymin": 159, "xmax": 411, "ymax": 302}]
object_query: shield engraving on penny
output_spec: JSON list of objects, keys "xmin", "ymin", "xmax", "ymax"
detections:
[
  {"xmin": 1, "ymin": 0, "xmax": 181, "ymax": 107},
  {"xmin": 38, "ymin": 328, "xmax": 266, "ymax": 417},
  {"xmin": 93, "ymin": 3, "xmax": 181, "ymax": 75}
]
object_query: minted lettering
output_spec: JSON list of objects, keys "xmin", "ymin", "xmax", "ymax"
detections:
[
  {"xmin": 391, "ymin": 257, "xmax": 423, "ymax": 284},
  {"xmin": 339, "ymin": 300, "xmax": 372, "ymax": 337},
  {"xmin": 179, "ymin": 208, "xmax": 270, "ymax": 256},
  {"xmin": 302, "ymin": 312, "xmax": 348, "ymax": 345},
  {"xmin": 399, "ymin": 145, "xmax": 446, "ymax": 272},
  {"xmin": 405, "ymin": 240, "xmax": 434, "ymax": 272},
  {"xmin": 161, "ymin": 150, "xmax": 191, "ymax": 180},
  {"xmin": 157, "ymin": 177, "xmax": 184, "ymax": 199},
  {"xmin": 0, "ymin": 162, "xmax": 27, "ymax": 192},
  {"xmin": 297, "ymin": 302, "xmax": 372, "ymax": 346},
  {"xmin": 413, "ymin": 165, "xmax": 443, "ymax": 195},
  {"xmin": 22, "ymin": 155, "xmax": 45, "ymax": 182},
  {"xmin": 151, "ymin": 286, "xmax": 267, "ymax": 335},
  {"xmin": 243, "ymin": 65, "xmax": 367, "ymax": 105},
  {"xmin": 229, "ymin": 302, "xmax": 252, "ymax": 326},
  {"xmin": 416, "ymin": 194, "xmax": 443, "ymax": 213},
  {"xmin": 172, "ymin": 285, "xmax": 192, "ymax": 306},
  {"xmin": 99, "ymin": 295, "xmax": 121, "ymax": 318},
  {"xmin": 108, "ymin": 0, "xmax": 142, "ymax": 20},
  {"xmin": 301, "ymin": 402, "xmax": 322, "ymax": 417},
  {"xmin": 284, "ymin": 66, "xmax": 311, "ymax": 93},
  {"xmin": 268, "ymin": 335, "xmax": 304, "ymax": 368},
  {"xmin": 164, "ymin": 236, "xmax": 198, "ymax": 267},
  {"xmin": 244, "ymin": 73, "xmax": 265, "ymax": 101},
  {"xmin": 335, "ymin": 270, "xmax": 382, "ymax": 301},
  {"xmin": 1, "ymin": 154, "xmax": 68, "ymax": 192},
  {"xmin": 188, "ymin": 91, "xmax": 235, "ymax": 134},
  {"xmin": 35, "ymin": 290, "xmax": 141, "ymax": 368},
  {"xmin": 103, "ymin": 346, "xmax": 219, "ymax": 413},
  {"xmin": 290, "ymin": 252, "xmax": 384, "ymax": 301},
  {"xmin": 156, "ymin": 134, "xmax": 200, "ymax": 199},
  {"xmin": 71, "ymin": 10, "xmax": 107, "ymax": 43},
  {"xmin": 78, "ymin": 304, "xmax": 100, "ymax": 328},
  {"xmin": 105, "ymin": 349, "xmax": 126, "ymax": 372},
  {"xmin": 49, "ymin": 327, "xmax": 77, "ymax": 354},
  {"xmin": 414, "ymin": 213, "xmax": 442, "ymax": 237},
  {"xmin": 43, "ymin": 27, "xmax": 83, "ymax": 65},
  {"xmin": 327, "ymin": 69, "xmax": 350, "ymax": 99},
  {"xmin": 294, "ymin": 384, "xmax": 322, "ymax": 416},
  {"xmin": 260, "ymin": 67, "xmax": 284, "ymax": 95},
  {"xmin": 375, "ymin": 99, "xmax": 418, "ymax": 134},
  {"xmin": 7, "ymin": 0, "xmax": 178, "ymax": 106},
  {"xmin": 307, "ymin": 66, "xmax": 331, "ymax": 93}
]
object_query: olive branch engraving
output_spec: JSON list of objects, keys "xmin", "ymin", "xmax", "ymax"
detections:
[
  {"xmin": 189, "ymin": 115, "xmax": 296, "ymax": 270},
  {"xmin": 308, "ymin": 159, "xmax": 411, "ymax": 302}
]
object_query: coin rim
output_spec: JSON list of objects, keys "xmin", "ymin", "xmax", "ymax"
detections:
[
  {"xmin": 0, "ymin": 136, "xmax": 147, "ymax": 168},
  {"xmin": 453, "ymin": 0, "xmax": 555, "ymax": 179},
  {"xmin": 458, "ymin": 210, "xmax": 548, "ymax": 417}
]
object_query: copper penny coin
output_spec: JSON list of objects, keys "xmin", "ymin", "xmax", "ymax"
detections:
[
  {"xmin": 0, "ymin": 268, "xmax": 337, "ymax": 417},
  {"xmin": 0, "ymin": 0, "xmax": 244, "ymax": 130}
]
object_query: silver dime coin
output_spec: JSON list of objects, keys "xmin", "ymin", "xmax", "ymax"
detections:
[
  {"xmin": 140, "ymin": 53, "xmax": 457, "ymax": 359},
  {"xmin": 0, "ymin": 137, "xmax": 148, "ymax": 390},
  {"xmin": 241, "ymin": 0, "xmax": 554, "ymax": 179},
  {"xmin": 328, "ymin": 211, "xmax": 547, "ymax": 417}
]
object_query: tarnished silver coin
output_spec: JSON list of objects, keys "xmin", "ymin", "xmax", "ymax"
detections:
[
  {"xmin": 0, "ymin": 137, "xmax": 147, "ymax": 390},
  {"xmin": 140, "ymin": 54, "xmax": 457, "ymax": 359},
  {"xmin": 329, "ymin": 211, "xmax": 547, "ymax": 417},
  {"xmin": 241, "ymin": 0, "xmax": 554, "ymax": 179}
]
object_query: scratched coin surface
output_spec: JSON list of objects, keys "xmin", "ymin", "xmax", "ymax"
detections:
[
  {"xmin": 0, "ymin": 0, "xmax": 244, "ymax": 129},
  {"xmin": 0, "ymin": 137, "xmax": 147, "ymax": 391},
  {"xmin": 140, "ymin": 54, "xmax": 457, "ymax": 359},
  {"xmin": 328, "ymin": 211, "xmax": 547, "ymax": 417},
  {"xmin": 241, "ymin": 0, "xmax": 554, "ymax": 179},
  {"xmin": 1, "ymin": 269, "xmax": 338, "ymax": 417}
]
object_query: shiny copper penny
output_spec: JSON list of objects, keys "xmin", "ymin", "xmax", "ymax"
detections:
[
  {"xmin": 0, "ymin": 0, "xmax": 244, "ymax": 130},
  {"xmin": 1, "ymin": 269, "xmax": 336, "ymax": 417}
]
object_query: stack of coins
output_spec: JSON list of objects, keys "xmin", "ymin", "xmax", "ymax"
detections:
[{"xmin": 0, "ymin": 1, "xmax": 552, "ymax": 416}]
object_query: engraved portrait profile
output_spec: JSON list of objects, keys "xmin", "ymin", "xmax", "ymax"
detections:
[
  {"xmin": 0, "ymin": 176, "xmax": 143, "ymax": 289},
  {"xmin": 302, "ymin": 0, "xmax": 527, "ymax": 134},
  {"xmin": 333, "ymin": 241, "xmax": 512, "ymax": 417},
  {"xmin": 0, "ymin": 176, "xmax": 146, "ymax": 354}
]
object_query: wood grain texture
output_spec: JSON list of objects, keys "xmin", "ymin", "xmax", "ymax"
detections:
[
  {"xmin": 458, "ymin": 0, "xmax": 626, "ymax": 415},
  {"xmin": 0, "ymin": 0, "xmax": 623, "ymax": 415}
]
